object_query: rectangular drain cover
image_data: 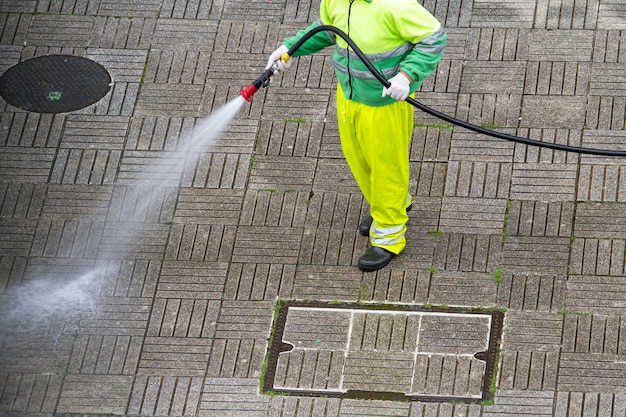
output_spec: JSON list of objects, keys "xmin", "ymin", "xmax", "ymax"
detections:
[{"xmin": 263, "ymin": 301, "xmax": 504, "ymax": 403}]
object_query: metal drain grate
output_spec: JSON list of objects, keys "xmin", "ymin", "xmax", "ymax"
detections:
[
  {"xmin": 264, "ymin": 301, "xmax": 504, "ymax": 403},
  {"xmin": 0, "ymin": 55, "xmax": 112, "ymax": 114}
]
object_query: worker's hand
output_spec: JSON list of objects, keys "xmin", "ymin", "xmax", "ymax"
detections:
[
  {"xmin": 382, "ymin": 72, "xmax": 411, "ymax": 101},
  {"xmin": 265, "ymin": 45, "xmax": 292, "ymax": 73}
]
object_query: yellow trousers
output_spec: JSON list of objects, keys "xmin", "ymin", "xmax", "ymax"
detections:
[{"xmin": 336, "ymin": 83, "xmax": 413, "ymax": 255}]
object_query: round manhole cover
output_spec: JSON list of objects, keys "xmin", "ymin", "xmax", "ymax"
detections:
[{"xmin": 0, "ymin": 55, "xmax": 112, "ymax": 114}]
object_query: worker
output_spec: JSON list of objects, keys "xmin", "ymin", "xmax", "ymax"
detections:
[{"xmin": 266, "ymin": 0, "xmax": 446, "ymax": 271}]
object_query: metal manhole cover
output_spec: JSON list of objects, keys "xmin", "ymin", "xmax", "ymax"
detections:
[
  {"xmin": 0, "ymin": 55, "xmax": 112, "ymax": 113},
  {"xmin": 264, "ymin": 301, "xmax": 504, "ymax": 403}
]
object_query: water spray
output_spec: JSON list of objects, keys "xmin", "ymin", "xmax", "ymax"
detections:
[{"xmin": 242, "ymin": 25, "xmax": 626, "ymax": 157}]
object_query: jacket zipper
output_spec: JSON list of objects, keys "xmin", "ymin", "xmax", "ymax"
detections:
[{"xmin": 347, "ymin": 0, "xmax": 354, "ymax": 100}]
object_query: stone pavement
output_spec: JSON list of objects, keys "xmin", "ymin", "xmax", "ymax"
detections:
[{"xmin": 0, "ymin": 0, "xmax": 626, "ymax": 416}]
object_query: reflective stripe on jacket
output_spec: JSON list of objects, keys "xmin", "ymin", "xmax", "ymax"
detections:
[{"xmin": 283, "ymin": 0, "xmax": 446, "ymax": 106}]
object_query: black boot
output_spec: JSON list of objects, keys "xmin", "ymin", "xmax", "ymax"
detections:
[
  {"xmin": 358, "ymin": 246, "xmax": 395, "ymax": 271},
  {"xmin": 358, "ymin": 204, "xmax": 412, "ymax": 236}
]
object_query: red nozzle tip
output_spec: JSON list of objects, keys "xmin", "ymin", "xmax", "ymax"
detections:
[{"xmin": 240, "ymin": 84, "xmax": 257, "ymax": 102}]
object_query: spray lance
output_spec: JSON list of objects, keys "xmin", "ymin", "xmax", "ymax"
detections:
[{"xmin": 241, "ymin": 25, "xmax": 626, "ymax": 157}]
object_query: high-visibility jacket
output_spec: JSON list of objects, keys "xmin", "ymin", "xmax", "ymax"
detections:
[{"xmin": 283, "ymin": 0, "xmax": 446, "ymax": 106}]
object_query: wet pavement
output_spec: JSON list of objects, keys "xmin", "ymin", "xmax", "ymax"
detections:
[{"xmin": 1, "ymin": 0, "xmax": 626, "ymax": 416}]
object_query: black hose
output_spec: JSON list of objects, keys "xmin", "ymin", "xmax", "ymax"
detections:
[{"xmin": 286, "ymin": 25, "xmax": 626, "ymax": 157}]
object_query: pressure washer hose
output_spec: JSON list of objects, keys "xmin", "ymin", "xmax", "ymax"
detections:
[{"xmin": 247, "ymin": 25, "xmax": 626, "ymax": 157}]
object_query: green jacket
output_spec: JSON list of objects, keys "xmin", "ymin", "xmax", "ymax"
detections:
[{"xmin": 283, "ymin": 0, "xmax": 446, "ymax": 106}]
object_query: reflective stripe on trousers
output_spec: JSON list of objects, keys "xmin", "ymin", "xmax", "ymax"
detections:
[{"xmin": 336, "ymin": 83, "xmax": 414, "ymax": 255}]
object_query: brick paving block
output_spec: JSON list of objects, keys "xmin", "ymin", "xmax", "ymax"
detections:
[
  {"xmin": 497, "ymin": 273, "xmax": 566, "ymax": 312},
  {"xmin": 570, "ymin": 238, "xmax": 626, "ymax": 276},
  {"xmin": 562, "ymin": 314, "xmax": 624, "ymax": 354},
  {"xmin": 160, "ymin": 0, "xmax": 217, "ymax": 19},
  {"xmin": 98, "ymin": 222, "xmax": 170, "ymax": 260},
  {"xmin": 529, "ymin": 29, "xmax": 594, "ymax": 61},
  {"xmin": 411, "ymin": 127, "xmax": 452, "ymax": 162},
  {"xmin": 0, "ymin": 147, "xmax": 56, "ymax": 183},
  {"xmin": 413, "ymin": 92, "xmax": 461, "ymax": 125},
  {"xmin": 313, "ymin": 158, "xmax": 361, "ymax": 194},
  {"xmin": 433, "ymin": 233, "xmax": 502, "ymax": 273},
  {"xmin": 86, "ymin": 48, "xmax": 147, "ymax": 83},
  {"xmin": 97, "ymin": 0, "xmax": 162, "ymax": 17},
  {"xmin": 255, "ymin": 120, "xmax": 324, "ymax": 158},
  {"xmin": 241, "ymin": 190, "xmax": 309, "ymax": 227},
  {"xmin": 292, "ymin": 265, "xmax": 362, "ymax": 301},
  {"xmin": 299, "ymin": 228, "xmax": 363, "ymax": 266},
  {"xmin": 449, "ymin": 131, "xmax": 515, "ymax": 163},
  {"xmin": 501, "ymin": 311, "xmax": 563, "ymax": 351},
  {"xmin": 0, "ymin": 112, "xmax": 65, "ymax": 148},
  {"xmin": 0, "ymin": 219, "xmax": 37, "ymax": 257},
  {"xmin": 339, "ymin": 399, "xmax": 410, "ymax": 417},
  {"xmin": 57, "ymin": 374, "xmax": 133, "ymax": 414},
  {"xmin": 0, "ymin": 45, "xmax": 21, "ymax": 74},
  {"xmin": 566, "ymin": 275, "xmax": 626, "ymax": 315},
  {"xmin": 411, "ymin": 402, "xmax": 483, "ymax": 417},
  {"xmin": 360, "ymin": 269, "xmax": 431, "ymax": 305},
  {"xmin": 427, "ymin": 270, "xmax": 497, "ymax": 307},
  {"xmin": 144, "ymin": 50, "xmax": 211, "ymax": 85},
  {"xmin": 558, "ymin": 351, "xmax": 626, "ymax": 393},
  {"xmin": 555, "ymin": 392, "xmax": 626, "ymax": 417},
  {"xmin": 116, "ymin": 151, "xmax": 190, "ymax": 186},
  {"xmin": 67, "ymin": 334, "xmax": 142, "ymax": 375},
  {"xmin": 148, "ymin": 297, "xmax": 221, "ymax": 338},
  {"xmin": 200, "ymin": 377, "xmax": 268, "ymax": 417},
  {"xmin": 151, "ymin": 18, "xmax": 216, "ymax": 50},
  {"xmin": 409, "ymin": 162, "xmax": 447, "ymax": 199},
  {"xmin": 482, "ymin": 390, "xmax": 554, "ymax": 417},
  {"xmin": 499, "ymin": 349, "xmax": 559, "ymax": 391},
  {"xmin": 506, "ymin": 200, "xmax": 574, "ymax": 237},
  {"xmin": 80, "ymin": 296, "xmax": 152, "ymax": 336},
  {"xmin": 174, "ymin": 188, "xmax": 244, "ymax": 225},
  {"xmin": 155, "ymin": 261, "xmax": 227, "ymax": 299},
  {"xmin": 26, "ymin": 14, "xmax": 95, "ymax": 47},
  {"xmin": 501, "ymin": 236, "xmax": 570, "ymax": 275},
  {"xmin": 126, "ymin": 116, "xmax": 194, "ymax": 151},
  {"xmin": 0, "ymin": 372, "xmax": 62, "ymax": 414},
  {"xmin": 590, "ymin": 63, "xmax": 626, "ymax": 97},
  {"xmin": 232, "ymin": 226, "xmax": 301, "ymax": 264},
  {"xmin": 318, "ymin": 123, "xmax": 343, "ymax": 159},
  {"xmin": 137, "ymin": 336, "xmax": 212, "ymax": 376},
  {"xmin": 263, "ymin": 87, "xmax": 332, "ymax": 122},
  {"xmin": 268, "ymin": 397, "xmax": 341, "ymax": 417},
  {"xmin": 31, "ymin": 218, "xmax": 103, "ymax": 258},
  {"xmin": 470, "ymin": 1, "xmax": 535, "ymax": 28},
  {"xmin": 440, "ymin": 197, "xmax": 507, "ymax": 235},
  {"xmin": 524, "ymin": 61, "xmax": 590, "ymax": 96},
  {"xmin": 224, "ymin": 263, "xmax": 295, "ymax": 301},
  {"xmin": 214, "ymin": 300, "xmax": 273, "ymax": 339},
  {"xmin": 460, "ymin": 61, "xmax": 526, "ymax": 95},
  {"xmin": 1, "ymin": 2, "xmax": 35, "ymax": 13},
  {"xmin": 60, "ymin": 115, "xmax": 129, "ymax": 150},
  {"xmin": 97, "ymin": 259, "xmax": 160, "ymax": 298},
  {"xmin": 0, "ymin": 183, "xmax": 46, "ymax": 220},
  {"xmin": 50, "ymin": 148, "xmax": 121, "ymax": 185},
  {"xmin": 207, "ymin": 338, "xmax": 267, "ymax": 378},
  {"xmin": 128, "ymin": 375, "xmax": 203, "ymax": 416},
  {"xmin": 0, "ymin": 256, "xmax": 27, "ymax": 292},
  {"xmin": 135, "ymin": 83, "xmax": 205, "ymax": 117},
  {"xmin": 580, "ymin": 130, "xmax": 626, "ymax": 167},
  {"xmin": 510, "ymin": 163, "xmax": 577, "ymax": 202},
  {"xmin": 598, "ymin": 2, "xmax": 626, "ymax": 28},
  {"xmin": 574, "ymin": 202, "xmax": 626, "ymax": 238},
  {"xmin": 512, "ymin": 129, "xmax": 581, "ymax": 164},
  {"xmin": 180, "ymin": 151, "xmax": 251, "ymax": 189},
  {"xmin": 520, "ymin": 96, "xmax": 587, "ymax": 129},
  {"xmin": 88, "ymin": 16, "xmax": 155, "ymax": 49},
  {"xmin": 248, "ymin": 155, "xmax": 316, "ymax": 192},
  {"xmin": 445, "ymin": 161, "xmax": 511, "ymax": 198},
  {"xmin": 0, "ymin": 334, "xmax": 73, "ymax": 374},
  {"xmin": 166, "ymin": 223, "xmax": 236, "ymax": 262}
]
